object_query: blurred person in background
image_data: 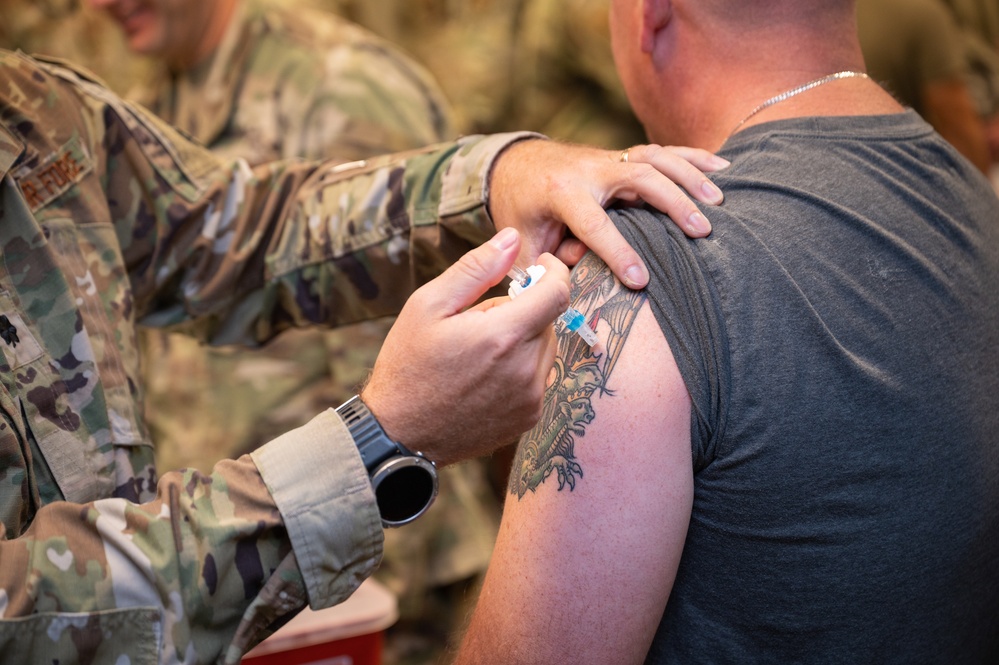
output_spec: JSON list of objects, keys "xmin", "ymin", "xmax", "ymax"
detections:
[
  {"xmin": 327, "ymin": 0, "xmax": 646, "ymax": 149},
  {"xmin": 0, "ymin": 0, "xmax": 149, "ymax": 90},
  {"xmin": 939, "ymin": 0, "xmax": 999, "ymax": 183},
  {"xmin": 941, "ymin": 0, "xmax": 999, "ymax": 118},
  {"xmin": 857, "ymin": 0, "xmax": 992, "ymax": 172}
]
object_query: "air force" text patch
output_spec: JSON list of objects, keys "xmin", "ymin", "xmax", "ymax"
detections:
[{"xmin": 15, "ymin": 136, "xmax": 92, "ymax": 212}]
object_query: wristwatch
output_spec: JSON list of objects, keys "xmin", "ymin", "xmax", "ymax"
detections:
[{"xmin": 336, "ymin": 395, "xmax": 439, "ymax": 528}]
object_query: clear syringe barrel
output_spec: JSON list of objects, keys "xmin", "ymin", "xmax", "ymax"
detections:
[
  {"xmin": 507, "ymin": 264, "xmax": 547, "ymax": 299},
  {"xmin": 559, "ymin": 308, "xmax": 598, "ymax": 346},
  {"xmin": 507, "ymin": 264, "xmax": 598, "ymax": 347}
]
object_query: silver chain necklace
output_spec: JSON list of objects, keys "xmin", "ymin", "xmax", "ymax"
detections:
[{"xmin": 730, "ymin": 70, "xmax": 870, "ymax": 135}]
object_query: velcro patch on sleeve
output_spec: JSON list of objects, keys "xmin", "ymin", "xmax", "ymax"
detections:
[{"xmin": 14, "ymin": 136, "xmax": 92, "ymax": 212}]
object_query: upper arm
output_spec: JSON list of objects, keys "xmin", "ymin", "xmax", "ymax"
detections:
[{"xmin": 456, "ymin": 253, "xmax": 694, "ymax": 665}]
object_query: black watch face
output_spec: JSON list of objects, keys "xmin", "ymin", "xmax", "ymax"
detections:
[{"xmin": 371, "ymin": 456, "xmax": 438, "ymax": 527}]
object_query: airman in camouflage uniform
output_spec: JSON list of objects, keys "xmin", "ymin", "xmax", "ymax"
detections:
[
  {"xmin": 0, "ymin": 25, "xmax": 725, "ymax": 664},
  {"xmin": 0, "ymin": 48, "xmax": 538, "ymax": 663},
  {"xmin": 327, "ymin": 0, "xmax": 646, "ymax": 149},
  {"xmin": 93, "ymin": 1, "xmax": 503, "ymax": 652}
]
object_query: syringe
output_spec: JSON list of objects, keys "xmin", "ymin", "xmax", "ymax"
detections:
[
  {"xmin": 507, "ymin": 264, "xmax": 543, "ymax": 298},
  {"xmin": 507, "ymin": 265, "xmax": 598, "ymax": 347}
]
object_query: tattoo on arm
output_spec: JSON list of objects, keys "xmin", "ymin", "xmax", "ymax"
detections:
[{"xmin": 508, "ymin": 252, "xmax": 648, "ymax": 499}]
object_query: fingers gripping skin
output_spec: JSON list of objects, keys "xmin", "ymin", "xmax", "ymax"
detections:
[
  {"xmin": 488, "ymin": 139, "xmax": 728, "ymax": 289},
  {"xmin": 362, "ymin": 228, "xmax": 570, "ymax": 467}
]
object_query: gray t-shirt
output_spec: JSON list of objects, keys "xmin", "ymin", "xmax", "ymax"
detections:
[{"xmin": 612, "ymin": 111, "xmax": 999, "ymax": 663}]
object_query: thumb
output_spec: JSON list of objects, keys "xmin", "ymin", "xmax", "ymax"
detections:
[{"xmin": 430, "ymin": 227, "xmax": 521, "ymax": 315}]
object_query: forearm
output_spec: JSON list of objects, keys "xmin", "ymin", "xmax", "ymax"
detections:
[{"xmin": 129, "ymin": 132, "xmax": 540, "ymax": 345}]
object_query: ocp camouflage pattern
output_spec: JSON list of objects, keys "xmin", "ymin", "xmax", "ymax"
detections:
[
  {"xmin": 126, "ymin": 1, "xmax": 504, "ymax": 646},
  {"xmin": 327, "ymin": 0, "xmax": 646, "ymax": 149},
  {"xmin": 132, "ymin": 0, "xmax": 456, "ymax": 475},
  {"xmin": 0, "ymin": 49, "xmax": 528, "ymax": 664}
]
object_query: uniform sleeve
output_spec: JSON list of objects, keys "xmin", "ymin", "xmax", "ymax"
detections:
[
  {"xmin": 0, "ymin": 409, "xmax": 380, "ymax": 664},
  {"xmin": 50, "ymin": 57, "xmax": 537, "ymax": 344},
  {"xmin": 100, "ymin": 90, "xmax": 539, "ymax": 344}
]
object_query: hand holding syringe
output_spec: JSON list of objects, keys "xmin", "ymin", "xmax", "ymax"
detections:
[{"xmin": 508, "ymin": 265, "xmax": 598, "ymax": 347}]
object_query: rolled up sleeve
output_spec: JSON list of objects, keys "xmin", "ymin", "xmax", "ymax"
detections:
[{"xmin": 251, "ymin": 408, "xmax": 382, "ymax": 609}]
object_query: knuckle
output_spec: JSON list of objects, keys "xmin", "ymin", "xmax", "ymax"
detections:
[
  {"xmin": 572, "ymin": 209, "xmax": 604, "ymax": 238},
  {"xmin": 456, "ymin": 246, "xmax": 490, "ymax": 277},
  {"xmin": 671, "ymin": 189, "xmax": 693, "ymax": 212},
  {"xmin": 632, "ymin": 162, "xmax": 659, "ymax": 183},
  {"xmin": 404, "ymin": 283, "xmax": 432, "ymax": 311}
]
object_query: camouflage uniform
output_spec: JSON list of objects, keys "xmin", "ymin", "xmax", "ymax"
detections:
[
  {"xmin": 128, "ymin": 0, "xmax": 453, "ymax": 473},
  {"xmin": 326, "ymin": 0, "xmax": 646, "ymax": 148},
  {"xmin": 0, "ymin": 48, "xmax": 531, "ymax": 663},
  {"xmin": 123, "ymin": 0, "xmax": 502, "ymax": 642}
]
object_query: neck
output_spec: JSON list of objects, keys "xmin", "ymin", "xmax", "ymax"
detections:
[
  {"xmin": 729, "ymin": 70, "xmax": 871, "ymax": 134},
  {"xmin": 169, "ymin": 0, "xmax": 240, "ymax": 71},
  {"xmin": 651, "ymin": 63, "xmax": 901, "ymax": 151},
  {"xmin": 643, "ymin": 14, "xmax": 897, "ymax": 150}
]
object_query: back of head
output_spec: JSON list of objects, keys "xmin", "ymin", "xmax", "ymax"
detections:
[
  {"xmin": 694, "ymin": 0, "xmax": 854, "ymax": 28},
  {"xmin": 688, "ymin": 0, "xmax": 859, "ymax": 60},
  {"xmin": 614, "ymin": 0, "xmax": 870, "ymax": 149}
]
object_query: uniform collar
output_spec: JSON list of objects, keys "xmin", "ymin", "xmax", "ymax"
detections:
[{"xmin": 0, "ymin": 123, "xmax": 25, "ymax": 179}]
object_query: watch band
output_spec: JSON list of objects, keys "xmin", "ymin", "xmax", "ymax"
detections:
[{"xmin": 337, "ymin": 396, "xmax": 439, "ymax": 527}]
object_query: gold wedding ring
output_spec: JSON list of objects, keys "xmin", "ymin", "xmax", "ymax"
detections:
[{"xmin": 620, "ymin": 148, "xmax": 630, "ymax": 163}]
